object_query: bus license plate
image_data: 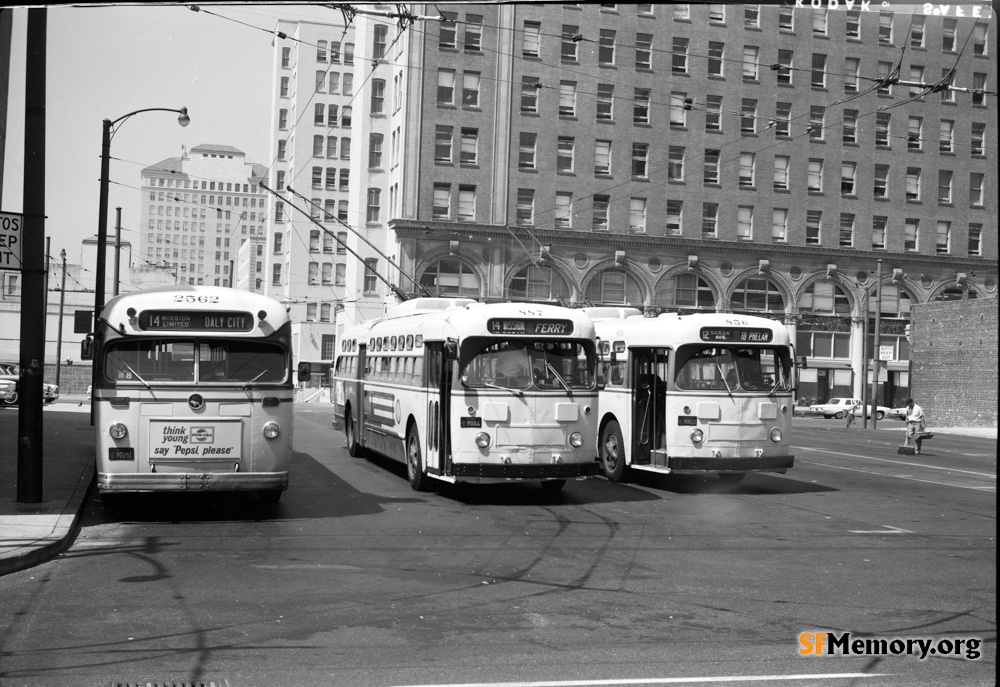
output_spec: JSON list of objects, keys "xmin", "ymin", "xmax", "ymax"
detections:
[
  {"xmin": 460, "ymin": 417, "xmax": 482, "ymax": 428},
  {"xmin": 677, "ymin": 416, "xmax": 697, "ymax": 426},
  {"xmin": 108, "ymin": 447, "xmax": 134, "ymax": 461}
]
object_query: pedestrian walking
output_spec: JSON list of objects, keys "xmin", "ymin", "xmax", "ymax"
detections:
[
  {"xmin": 845, "ymin": 401, "xmax": 859, "ymax": 428},
  {"xmin": 905, "ymin": 397, "xmax": 926, "ymax": 453}
]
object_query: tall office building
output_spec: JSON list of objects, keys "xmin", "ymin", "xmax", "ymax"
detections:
[
  {"xmin": 266, "ymin": 4, "xmax": 996, "ymax": 404},
  {"xmin": 140, "ymin": 144, "xmax": 268, "ymax": 288}
]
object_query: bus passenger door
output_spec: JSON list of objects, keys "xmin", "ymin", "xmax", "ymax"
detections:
[
  {"xmin": 630, "ymin": 348, "xmax": 667, "ymax": 466},
  {"xmin": 424, "ymin": 343, "xmax": 451, "ymax": 475},
  {"xmin": 354, "ymin": 345, "xmax": 367, "ymax": 446}
]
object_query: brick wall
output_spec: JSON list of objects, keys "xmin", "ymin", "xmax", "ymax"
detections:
[
  {"xmin": 42, "ymin": 363, "xmax": 92, "ymax": 396},
  {"xmin": 910, "ymin": 298, "xmax": 998, "ymax": 428}
]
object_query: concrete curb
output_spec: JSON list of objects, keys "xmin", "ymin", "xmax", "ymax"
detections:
[{"xmin": 0, "ymin": 457, "xmax": 95, "ymax": 577}]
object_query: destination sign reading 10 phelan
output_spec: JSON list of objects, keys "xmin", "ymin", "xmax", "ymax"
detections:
[
  {"xmin": 487, "ymin": 318, "xmax": 574, "ymax": 336},
  {"xmin": 700, "ymin": 327, "xmax": 773, "ymax": 343},
  {"xmin": 138, "ymin": 310, "xmax": 255, "ymax": 332}
]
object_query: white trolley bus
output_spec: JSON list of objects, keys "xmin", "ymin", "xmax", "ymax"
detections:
[
  {"xmin": 331, "ymin": 298, "xmax": 600, "ymax": 491},
  {"xmin": 587, "ymin": 308, "xmax": 795, "ymax": 483},
  {"xmin": 86, "ymin": 286, "xmax": 303, "ymax": 503}
]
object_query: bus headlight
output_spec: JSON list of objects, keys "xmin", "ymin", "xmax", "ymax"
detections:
[
  {"xmin": 568, "ymin": 432, "xmax": 584, "ymax": 448},
  {"xmin": 262, "ymin": 422, "xmax": 281, "ymax": 439},
  {"xmin": 690, "ymin": 428, "xmax": 704, "ymax": 444},
  {"xmin": 475, "ymin": 432, "xmax": 491, "ymax": 449},
  {"xmin": 109, "ymin": 423, "xmax": 128, "ymax": 440},
  {"xmin": 770, "ymin": 428, "xmax": 783, "ymax": 443}
]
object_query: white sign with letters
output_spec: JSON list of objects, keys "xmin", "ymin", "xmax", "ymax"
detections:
[
  {"xmin": 0, "ymin": 212, "xmax": 23, "ymax": 270},
  {"xmin": 879, "ymin": 345, "xmax": 895, "ymax": 361}
]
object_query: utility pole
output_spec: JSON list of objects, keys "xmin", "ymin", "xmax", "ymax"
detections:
[
  {"xmin": 17, "ymin": 8, "xmax": 46, "ymax": 503},
  {"xmin": 870, "ymin": 260, "xmax": 883, "ymax": 431},
  {"xmin": 113, "ymin": 206, "xmax": 121, "ymax": 296},
  {"xmin": 55, "ymin": 249, "xmax": 66, "ymax": 387}
]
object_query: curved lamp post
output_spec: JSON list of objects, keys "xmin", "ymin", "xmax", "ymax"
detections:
[{"xmin": 94, "ymin": 107, "xmax": 190, "ymax": 332}]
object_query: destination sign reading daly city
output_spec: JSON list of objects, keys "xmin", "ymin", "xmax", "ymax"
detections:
[
  {"xmin": 138, "ymin": 310, "xmax": 255, "ymax": 332},
  {"xmin": 487, "ymin": 318, "xmax": 574, "ymax": 336}
]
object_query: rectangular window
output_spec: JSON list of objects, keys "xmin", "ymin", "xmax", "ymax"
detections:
[
  {"xmin": 843, "ymin": 109, "xmax": 858, "ymax": 144},
  {"xmin": 938, "ymin": 170, "xmax": 953, "ymax": 203},
  {"xmin": 874, "ymin": 164, "xmax": 889, "ymax": 198},
  {"xmin": 845, "ymin": 58, "xmax": 860, "ymax": 92},
  {"xmin": 668, "ymin": 146, "xmax": 684, "ymax": 181},
  {"xmin": 876, "ymin": 112, "xmax": 891, "ymax": 146},
  {"xmin": 906, "ymin": 167, "xmax": 921, "ymax": 200},
  {"xmin": 909, "ymin": 65, "xmax": 925, "ymax": 96},
  {"xmin": 555, "ymin": 192, "xmax": 573, "ymax": 228},
  {"xmin": 811, "ymin": 53, "xmax": 827, "ymax": 88},
  {"xmin": 741, "ymin": 99, "xmax": 757, "ymax": 134},
  {"xmin": 743, "ymin": 46, "xmax": 759, "ymax": 79},
  {"xmin": 636, "ymin": 33, "xmax": 652, "ymax": 70},
  {"xmin": 315, "ymin": 70, "xmax": 326, "ymax": 93},
  {"xmin": 559, "ymin": 81, "xmax": 577, "ymax": 117},
  {"xmin": 521, "ymin": 76, "xmax": 539, "ymax": 113},
  {"xmin": 599, "ymin": 29, "xmax": 616, "ymax": 64},
  {"xmin": 339, "ymin": 168, "xmax": 349, "ymax": 191},
  {"xmin": 522, "ymin": 21, "xmax": 540, "ymax": 57},
  {"xmin": 327, "ymin": 103, "xmax": 338, "ymax": 126},
  {"xmin": 970, "ymin": 172, "xmax": 984, "ymax": 206},
  {"xmin": 518, "ymin": 132, "xmax": 537, "ymax": 170},
  {"xmin": 313, "ymin": 135, "xmax": 324, "ymax": 157},
  {"xmin": 669, "ymin": 92, "xmax": 689, "ymax": 127},
  {"xmin": 943, "ymin": 19, "xmax": 957, "ymax": 51},
  {"xmin": 460, "ymin": 128, "xmax": 478, "ymax": 165},
  {"xmin": 462, "ymin": 72, "xmax": 480, "ymax": 108},
  {"xmin": 846, "ymin": 11, "xmax": 860, "ymax": 38},
  {"xmin": 562, "ymin": 25, "xmax": 579, "ymax": 61},
  {"xmin": 439, "ymin": 11, "xmax": 457, "ymax": 49},
  {"xmin": 366, "ymin": 188, "xmax": 381, "ymax": 223},
  {"xmin": 363, "ymin": 258, "xmax": 378, "ymax": 294},
  {"xmin": 666, "ymin": 200, "xmax": 682, "ymax": 235},
  {"xmin": 739, "ymin": 153, "xmax": 755, "ymax": 188},
  {"xmin": 373, "ymin": 25, "xmax": 388, "ymax": 59},
  {"xmin": 772, "ymin": 208, "xmax": 788, "ymax": 243},
  {"xmin": 437, "ymin": 69, "xmax": 455, "ymax": 105},
  {"xmin": 706, "ymin": 95, "xmax": 722, "ymax": 131},
  {"xmin": 774, "ymin": 156, "xmax": 789, "ymax": 190},
  {"xmin": 806, "ymin": 210, "xmax": 822, "ymax": 245},
  {"xmin": 912, "ymin": 119, "xmax": 929, "ymax": 153},
  {"xmin": 457, "ymin": 185, "xmax": 476, "ymax": 221},
  {"xmin": 672, "ymin": 37, "xmax": 689, "ymax": 74},
  {"xmin": 936, "ymin": 221, "xmax": 951, "ymax": 254},
  {"xmin": 593, "ymin": 195, "xmax": 609, "ymax": 231},
  {"xmin": 704, "ymin": 149, "xmax": 720, "ymax": 185},
  {"xmin": 557, "ymin": 136, "xmax": 575, "ymax": 172},
  {"xmin": 708, "ymin": 42, "xmax": 724, "ymax": 77},
  {"xmin": 775, "ymin": 102, "xmax": 790, "ymax": 137},
  {"xmin": 368, "ymin": 133, "xmax": 383, "ymax": 169},
  {"xmin": 877, "ymin": 61, "xmax": 893, "ymax": 95},
  {"xmin": 744, "ymin": 6, "xmax": 759, "ymax": 28},
  {"xmin": 839, "ymin": 213, "xmax": 855, "ymax": 247},
  {"xmin": 595, "ymin": 140, "xmax": 611, "ymax": 175},
  {"xmin": 841, "ymin": 162, "xmax": 857, "ymax": 195},
  {"xmin": 633, "ymin": 88, "xmax": 650, "ymax": 124},
  {"xmin": 807, "ymin": 159, "xmax": 823, "ymax": 192},
  {"xmin": 879, "ymin": 12, "xmax": 893, "ymax": 44},
  {"xmin": 968, "ymin": 224, "xmax": 982, "ymax": 256},
  {"xmin": 628, "ymin": 198, "xmax": 647, "ymax": 233},
  {"xmin": 674, "ymin": 5, "xmax": 690, "ymax": 20},
  {"xmin": 872, "ymin": 216, "xmax": 887, "ymax": 250},
  {"xmin": 516, "ymin": 188, "xmax": 535, "ymax": 225},
  {"xmin": 973, "ymin": 23, "xmax": 987, "ymax": 56},
  {"xmin": 971, "ymin": 122, "xmax": 985, "ymax": 155},
  {"xmin": 936, "ymin": 119, "xmax": 954, "ymax": 153},
  {"xmin": 464, "ymin": 14, "xmax": 483, "ymax": 51},
  {"xmin": 370, "ymin": 79, "xmax": 385, "ymax": 114},
  {"xmin": 702, "ymin": 203, "xmax": 718, "ymax": 237},
  {"xmin": 813, "ymin": 8, "xmax": 828, "ymax": 35},
  {"xmin": 434, "ymin": 125, "xmax": 452, "ymax": 162},
  {"xmin": 631, "ymin": 143, "xmax": 648, "ymax": 179},
  {"xmin": 708, "ymin": 4, "xmax": 725, "ymax": 23},
  {"xmin": 433, "ymin": 184, "xmax": 450, "ymax": 219},
  {"xmin": 904, "ymin": 220, "xmax": 919, "ymax": 251},
  {"xmin": 779, "ymin": 7, "xmax": 794, "ymax": 31},
  {"xmin": 737, "ymin": 206, "xmax": 754, "ymax": 241},
  {"xmin": 972, "ymin": 73, "xmax": 986, "ymax": 105},
  {"xmin": 596, "ymin": 84, "xmax": 614, "ymax": 121},
  {"xmin": 777, "ymin": 49, "xmax": 793, "ymax": 85}
]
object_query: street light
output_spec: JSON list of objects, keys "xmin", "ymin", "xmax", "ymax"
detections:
[{"xmin": 94, "ymin": 107, "xmax": 190, "ymax": 333}]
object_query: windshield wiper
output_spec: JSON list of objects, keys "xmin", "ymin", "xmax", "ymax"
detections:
[
  {"xmin": 715, "ymin": 363, "xmax": 735, "ymax": 398},
  {"xmin": 544, "ymin": 361, "xmax": 573, "ymax": 395},
  {"xmin": 242, "ymin": 370, "xmax": 268, "ymax": 390},
  {"xmin": 481, "ymin": 380, "xmax": 524, "ymax": 397},
  {"xmin": 119, "ymin": 361, "xmax": 156, "ymax": 398}
]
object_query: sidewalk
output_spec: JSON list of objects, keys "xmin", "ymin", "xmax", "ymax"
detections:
[{"xmin": 0, "ymin": 400, "xmax": 95, "ymax": 576}]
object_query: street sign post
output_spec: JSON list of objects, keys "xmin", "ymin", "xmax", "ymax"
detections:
[{"xmin": 0, "ymin": 211, "xmax": 23, "ymax": 269}]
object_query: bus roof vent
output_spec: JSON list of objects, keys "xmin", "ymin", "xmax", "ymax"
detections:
[
  {"xmin": 382, "ymin": 297, "xmax": 477, "ymax": 320},
  {"xmin": 582, "ymin": 307, "xmax": 643, "ymax": 321}
]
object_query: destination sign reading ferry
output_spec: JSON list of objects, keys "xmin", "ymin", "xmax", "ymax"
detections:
[
  {"xmin": 138, "ymin": 310, "xmax": 255, "ymax": 332},
  {"xmin": 487, "ymin": 318, "xmax": 574, "ymax": 336}
]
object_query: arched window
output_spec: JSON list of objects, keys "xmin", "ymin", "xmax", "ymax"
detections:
[
  {"xmin": 800, "ymin": 281, "xmax": 851, "ymax": 315},
  {"xmin": 419, "ymin": 258, "xmax": 480, "ymax": 297},
  {"xmin": 658, "ymin": 273, "xmax": 715, "ymax": 311},
  {"xmin": 732, "ymin": 277, "xmax": 785, "ymax": 312},
  {"xmin": 508, "ymin": 265, "xmax": 570, "ymax": 301},
  {"xmin": 934, "ymin": 285, "xmax": 978, "ymax": 301},
  {"xmin": 584, "ymin": 269, "xmax": 643, "ymax": 306},
  {"xmin": 870, "ymin": 284, "xmax": 912, "ymax": 319}
]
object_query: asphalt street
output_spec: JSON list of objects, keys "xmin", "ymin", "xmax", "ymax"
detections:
[{"xmin": 0, "ymin": 406, "xmax": 994, "ymax": 687}]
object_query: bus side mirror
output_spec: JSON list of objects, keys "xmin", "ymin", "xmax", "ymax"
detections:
[
  {"xmin": 80, "ymin": 335, "xmax": 94, "ymax": 361},
  {"xmin": 297, "ymin": 362, "xmax": 311, "ymax": 382},
  {"xmin": 444, "ymin": 340, "xmax": 458, "ymax": 361},
  {"xmin": 798, "ymin": 356, "xmax": 808, "ymax": 369}
]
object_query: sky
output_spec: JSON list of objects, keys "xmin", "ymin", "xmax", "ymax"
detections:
[{"xmin": 2, "ymin": 3, "xmax": 337, "ymax": 264}]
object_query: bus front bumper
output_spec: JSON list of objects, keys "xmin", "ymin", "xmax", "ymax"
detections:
[
  {"xmin": 450, "ymin": 462, "xmax": 600, "ymax": 479},
  {"xmin": 97, "ymin": 471, "xmax": 289, "ymax": 493},
  {"xmin": 664, "ymin": 455, "xmax": 794, "ymax": 473}
]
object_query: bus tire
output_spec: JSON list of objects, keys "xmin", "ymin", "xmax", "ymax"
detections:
[
  {"xmin": 345, "ymin": 408, "xmax": 364, "ymax": 457},
  {"xmin": 258, "ymin": 489, "xmax": 282, "ymax": 504},
  {"xmin": 406, "ymin": 424, "xmax": 430, "ymax": 492},
  {"xmin": 541, "ymin": 479, "xmax": 566, "ymax": 493},
  {"xmin": 717, "ymin": 472, "xmax": 746, "ymax": 484},
  {"xmin": 600, "ymin": 420, "xmax": 627, "ymax": 482}
]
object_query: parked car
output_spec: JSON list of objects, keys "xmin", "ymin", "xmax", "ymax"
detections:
[
  {"xmin": 851, "ymin": 403, "xmax": 891, "ymax": 421},
  {"xmin": 0, "ymin": 378, "xmax": 15, "ymax": 404},
  {"xmin": 809, "ymin": 397, "xmax": 863, "ymax": 419},
  {"xmin": 0, "ymin": 364, "xmax": 59, "ymax": 405},
  {"xmin": 885, "ymin": 407, "xmax": 909, "ymax": 421}
]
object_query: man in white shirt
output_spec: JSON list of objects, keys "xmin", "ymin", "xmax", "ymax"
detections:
[{"xmin": 905, "ymin": 398, "xmax": 926, "ymax": 453}]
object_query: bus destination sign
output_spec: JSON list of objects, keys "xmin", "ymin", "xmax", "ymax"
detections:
[
  {"xmin": 487, "ymin": 318, "xmax": 574, "ymax": 336},
  {"xmin": 138, "ymin": 310, "xmax": 255, "ymax": 332},
  {"xmin": 700, "ymin": 327, "xmax": 773, "ymax": 343}
]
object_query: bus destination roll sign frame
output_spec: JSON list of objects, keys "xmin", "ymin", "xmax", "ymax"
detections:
[
  {"xmin": 700, "ymin": 327, "xmax": 774, "ymax": 343},
  {"xmin": 138, "ymin": 310, "xmax": 255, "ymax": 332},
  {"xmin": 487, "ymin": 318, "xmax": 574, "ymax": 336}
]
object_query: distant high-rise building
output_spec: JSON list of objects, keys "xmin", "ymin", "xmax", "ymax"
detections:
[{"xmin": 140, "ymin": 144, "xmax": 268, "ymax": 288}]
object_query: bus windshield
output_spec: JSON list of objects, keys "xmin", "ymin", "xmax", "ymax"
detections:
[
  {"xmin": 461, "ymin": 339, "xmax": 595, "ymax": 390},
  {"xmin": 104, "ymin": 339, "xmax": 287, "ymax": 385},
  {"xmin": 674, "ymin": 345, "xmax": 791, "ymax": 392}
]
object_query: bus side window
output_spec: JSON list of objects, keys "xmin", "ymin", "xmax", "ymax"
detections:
[
  {"xmin": 404, "ymin": 357, "xmax": 413, "ymax": 385},
  {"xmin": 413, "ymin": 357, "xmax": 423, "ymax": 386}
]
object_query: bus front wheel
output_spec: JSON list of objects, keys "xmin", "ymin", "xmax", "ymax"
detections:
[
  {"xmin": 345, "ymin": 408, "xmax": 364, "ymax": 457},
  {"xmin": 600, "ymin": 420, "xmax": 627, "ymax": 482},
  {"xmin": 406, "ymin": 425, "xmax": 430, "ymax": 492}
]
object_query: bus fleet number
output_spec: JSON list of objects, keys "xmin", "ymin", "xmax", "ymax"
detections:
[{"xmin": 173, "ymin": 295, "xmax": 220, "ymax": 304}]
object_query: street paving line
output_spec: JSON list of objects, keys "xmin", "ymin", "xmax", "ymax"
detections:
[
  {"xmin": 795, "ymin": 446, "xmax": 996, "ymax": 478},
  {"xmin": 801, "ymin": 459, "xmax": 996, "ymax": 492}
]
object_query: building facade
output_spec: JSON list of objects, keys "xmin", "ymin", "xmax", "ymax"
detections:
[{"xmin": 140, "ymin": 144, "xmax": 268, "ymax": 288}]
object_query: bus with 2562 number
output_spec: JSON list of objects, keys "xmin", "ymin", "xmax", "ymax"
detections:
[
  {"xmin": 586, "ymin": 308, "xmax": 795, "ymax": 483},
  {"xmin": 85, "ymin": 285, "xmax": 305, "ymax": 504},
  {"xmin": 331, "ymin": 298, "xmax": 601, "ymax": 491}
]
